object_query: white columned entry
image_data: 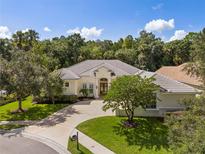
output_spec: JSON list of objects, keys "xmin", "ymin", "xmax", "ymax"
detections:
[{"xmin": 95, "ymin": 78, "xmax": 99, "ymax": 98}]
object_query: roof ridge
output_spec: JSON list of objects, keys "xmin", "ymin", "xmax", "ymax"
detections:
[
  {"xmin": 103, "ymin": 61, "xmax": 130, "ymax": 74},
  {"xmin": 78, "ymin": 62, "xmax": 105, "ymax": 75},
  {"xmin": 67, "ymin": 60, "xmax": 89, "ymax": 70},
  {"xmin": 112, "ymin": 60, "xmax": 140, "ymax": 74}
]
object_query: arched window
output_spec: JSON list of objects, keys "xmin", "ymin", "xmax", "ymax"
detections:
[{"xmin": 100, "ymin": 78, "xmax": 108, "ymax": 82}]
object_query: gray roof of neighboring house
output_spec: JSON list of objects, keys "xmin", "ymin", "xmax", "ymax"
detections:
[
  {"xmin": 138, "ymin": 71, "xmax": 200, "ymax": 93},
  {"xmin": 60, "ymin": 60, "xmax": 140, "ymax": 79}
]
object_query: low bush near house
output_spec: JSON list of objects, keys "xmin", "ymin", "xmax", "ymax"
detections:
[{"xmin": 34, "ymin": 95, "xmax": 78, "ymax": 104}]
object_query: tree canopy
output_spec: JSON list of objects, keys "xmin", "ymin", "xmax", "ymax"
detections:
[
  {"xmin": 0, "ymin": 28, "xmax": 201, "ymax": 72},
  {"xmin": 166, "ymin": 96, "xmax": 205, "ymax": 154},
  {"xmin": 103, "ymin": 75, "xmax": 159, "ymax": 122}
]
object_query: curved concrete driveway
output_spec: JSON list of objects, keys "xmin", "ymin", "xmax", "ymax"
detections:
[
  {"xmin": 23, "ymin": 100, "xmax": 114, "ymax": 149},
  {"xmin": 0, "ymin": 135, "xmax": 58, "ymax": 154}
]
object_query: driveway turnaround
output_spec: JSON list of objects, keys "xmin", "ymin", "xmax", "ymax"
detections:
[
  {"xmin": 22, "ymin": 100, "xmax": 114, "ymax": 150},
  {"xmin": 0, "ymin": 135, "xmax": 58, "ymax": 154}
]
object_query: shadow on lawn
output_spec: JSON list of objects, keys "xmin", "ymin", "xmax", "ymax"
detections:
[
  {"xmin": 3, "ymin": 104, "xmax": 66, "ymax": 120},
  {"xmin": 113, "ymin": 118, "xmax": 169, "ymax": 151},
  {"xmin": 2, "ymin": 104, "xmax": 79, "ymax": 126}
]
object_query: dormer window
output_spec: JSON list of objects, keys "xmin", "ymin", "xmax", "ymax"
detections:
[{"xmin": 111, "ymin": 72, "xmax": 115, "ymax": 76}]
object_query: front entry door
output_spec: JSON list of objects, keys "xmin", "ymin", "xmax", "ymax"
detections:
[
  {"xmin": 100, "ymin": 82, "xmax": 108, "ymax": 95},
  {"xmin": 99, "ymin": 78, "xmax": 108, "ymax": 95}
]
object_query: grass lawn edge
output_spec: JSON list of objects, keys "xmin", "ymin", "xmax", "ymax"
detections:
[
  {"xmin": 76, "ymin": 116, "xmax": 172, "ymax": 154},
  {"xmin": 68, "ymin": 138, "xmax": 93, "ymax": 154}
]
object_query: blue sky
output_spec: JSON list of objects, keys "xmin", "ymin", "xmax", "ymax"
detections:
[{"xmin": 0, "ymin": 0, "xmax": 205, "ymax": 41}]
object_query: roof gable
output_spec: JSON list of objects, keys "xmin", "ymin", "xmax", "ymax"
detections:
[
  {"xmin": 80, "ymin": 62, "xmax": 130, "ymax": 76},
  {"xmin": 66, "ymin": 60, "xmax": 140, "ymax": 77}
]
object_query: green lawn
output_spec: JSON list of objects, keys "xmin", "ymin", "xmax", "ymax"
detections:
[
  {"xmin": 68, "ymin": 138, "xmax": 93, "ymax": 154},
  {"xmin": 77, "ymin": 116, "xmax": 172, "ymax": 154},
  {"xmin": 0, "ymin": 124, "xmax": 27, "ymax": 130},
  {"xmin": 0, "ymin": 96, "xmax": 68, "ymax": 121}
]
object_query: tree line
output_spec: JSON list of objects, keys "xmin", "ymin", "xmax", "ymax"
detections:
[{"xmin": 0, "ymin": 29, "xmax": 200, "ymax": 72}]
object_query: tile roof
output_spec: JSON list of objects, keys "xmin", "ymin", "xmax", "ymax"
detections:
[
  {"xmin": 138, "ymin": 70, "xmax": 200, "ymax": 93},
  {"xmin": 59, "ymin": 60, "xmax": 200, "ymax": 93},
  {"xmin": 61, "ymin": 60, "xmax": 140, "ymax": 79},
  {"xmin": 156, "ymin": 63, "xmax": 202, "ymax": 87},
  {"xmin": 60, "ymin": 68, "xmax": 80, "ymax": 80}
]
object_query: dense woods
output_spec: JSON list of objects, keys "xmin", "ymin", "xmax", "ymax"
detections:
[{"xmin": 0, "ymin": 29, "xmax": 201, "ymax": 72}]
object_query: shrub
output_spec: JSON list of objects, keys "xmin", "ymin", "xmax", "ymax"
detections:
[
  {"xmin": 79, "ymin": 88, "xmax": 89, "ymax": 97},
  {"xmin": 57, "ymin": 95, "xmax": 78, "ymax": 103},
  {"xmin": 34, "ymin": 95, "xmax": 78, "ymax": 104}
]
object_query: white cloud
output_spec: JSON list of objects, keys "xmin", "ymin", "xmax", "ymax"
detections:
[
  {"xmin": 66, "ymin": 27, "xmax": 81, "ymax": 34},
  {"xmin": 22, "ymin": 28, "xmax": 30, "ymax": 33},
  {"xmin": 66, "ymin": 27, "xmax": 103, "ymax": 39},
  {"xmin": 152, "ymin": 3, "xmax": 163, "ymax": 10},
  {"xmin": 44, "ymin": 27, "xmax": 51, "ymax": 32},
  {"xmin": 0, "ymin": 26, "xmax": 11, "ymax": 38},
  {"xmin": 169, "ymin": 30, "xmax": 188, "ymax": 41},
  {"xmin": 144, "ymin": 19, "xmax": 175, "ymax": 32}
]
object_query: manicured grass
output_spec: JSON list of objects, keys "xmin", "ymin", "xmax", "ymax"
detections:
[
  {"xmin": 0, "ymin": 96, "xmax": 68, "ymax": 121},
  {"xmin": 77, "ymin": 116, "xmax": 172, "ymax": 154},
  {"xmin": 0, "ymin": 124, "xmax": 27, "ymax": 130},
  {"xmin": 68, "ymin": 138, "xmax": 93, "ymax": 154}
]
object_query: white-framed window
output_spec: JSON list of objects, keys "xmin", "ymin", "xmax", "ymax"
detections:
[
  {"xmin": 89, "ymin": 83, "xmax": 94, "ymax": 94},
  {"xmin": 64, "ymin": 82, "xmax": 69, "ymax": 87},
  {"xmin": 83, "ymin": 83, "xmax": 87, "ymax": 89},
  {"xmin": 89, "ymin": 83, "xmax": 93, "ymax": 89},
  {"xmin": 146, "ymin": 104, "xmax": 157, "ymax": 109}
]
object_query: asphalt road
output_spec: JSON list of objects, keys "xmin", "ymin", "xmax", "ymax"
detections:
[{"xmin": 0, "ymin": 135, "xmax": 58, "ymax": 154}]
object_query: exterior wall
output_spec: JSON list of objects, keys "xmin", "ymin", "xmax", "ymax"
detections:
[
  {"xmin": 77, "ymin": 77, "xmax": 96, "ymax": 97},
  {"xmin": 63, "ymin": 80, "xmax": 78, "ymax": 95},
  {"xmin": 63, "ymin": 67, "xmax": 116, "ymax": 98},
  {"xmin": 116, "ymin": 92, "xmax": 196, "ymax": 117}
]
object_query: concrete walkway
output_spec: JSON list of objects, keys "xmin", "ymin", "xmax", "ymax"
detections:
[
  {"xmin": 0, "ymin": 120, "xmax": 39, "ymax": 125},
  {"xmin": 71, "ymin": 129, "xmax": 115, "ymax": 154},
  {"xmin": 22, "ymin": 100, "xmax": 114, "ymax": 153}
]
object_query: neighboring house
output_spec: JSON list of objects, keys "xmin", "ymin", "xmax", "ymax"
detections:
[
  {"xmin": 60, "ymin": 60, "xmax": 200, "ymax": 117},
  {"xmin": 156, "ymin": 63, "xmax": 203, "ymax": 89}
]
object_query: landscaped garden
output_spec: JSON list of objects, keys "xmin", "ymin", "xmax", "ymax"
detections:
[
  {"xmin": 0, "ymin": 96, "xmax": 68, "ymax": 121},
  {"xmin": 68, "ymin": 138, "xmax": 92, "ymax": 154},
  {"xmin": 77, "ymin": 116, "xmax": 172, "ymax": 154}
]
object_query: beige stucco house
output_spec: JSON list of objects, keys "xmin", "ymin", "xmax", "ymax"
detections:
[{"xmin": 60, "ymin": 60, "xmax": 200, "ymax": 117}]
